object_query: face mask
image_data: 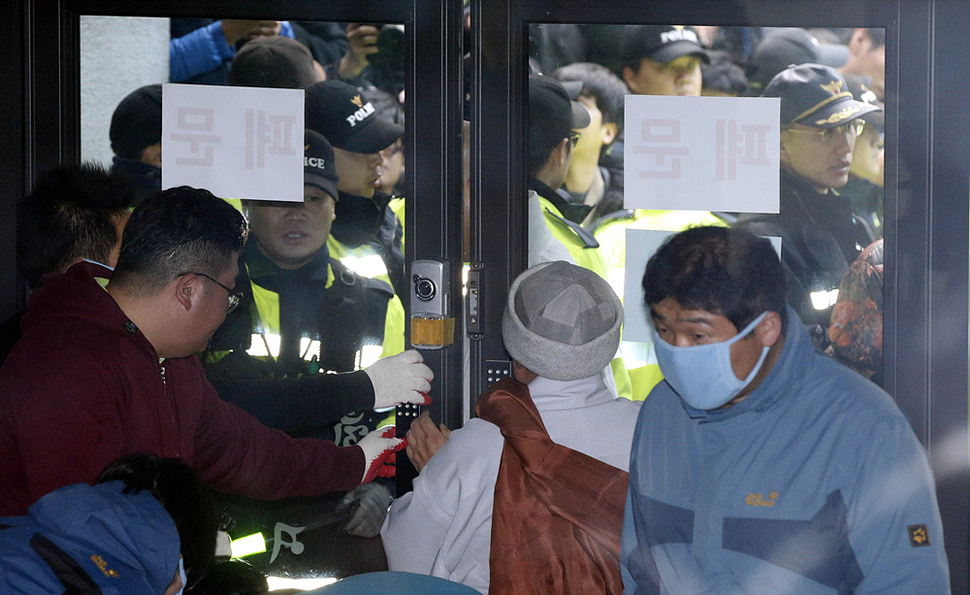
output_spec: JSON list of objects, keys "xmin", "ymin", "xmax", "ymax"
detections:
[
  {"xmin": 174, "ymin": 557, "xmax": 186, "ymax": 595},
  {"xmin": 653, "ymin": 312, "xmax": 770, "ymax": 410}
]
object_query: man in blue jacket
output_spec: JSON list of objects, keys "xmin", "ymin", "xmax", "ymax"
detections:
[
  {"xmin": 0, "ymin": 480, "xmax": 182, "ymax": 594},
  {"xmin": 621, "ymin": 226, "xmax": 949, "ymax": 594}
]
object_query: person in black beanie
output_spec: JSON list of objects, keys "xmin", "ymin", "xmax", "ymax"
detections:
[{"xmin": 108, "ymin": 84, "xmax": 163, "ymax": 205}]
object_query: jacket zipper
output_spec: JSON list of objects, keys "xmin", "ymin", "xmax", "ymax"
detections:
[{"xmin": 160, "ymin": 362, "xmax": 181, "ymax": 457}]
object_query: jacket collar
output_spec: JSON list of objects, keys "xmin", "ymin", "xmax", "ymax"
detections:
[{"xmin": 528, "ymin": 373, "xmax": 615, "ymax": 412}]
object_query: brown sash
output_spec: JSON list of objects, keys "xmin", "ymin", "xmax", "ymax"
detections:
[{"xmin": 477, "ymin": 377, "xmax": 628, "ymax": 595}]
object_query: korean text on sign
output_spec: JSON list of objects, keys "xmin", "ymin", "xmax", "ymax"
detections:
[
  {"xmin": 162, "ymin": 83, "xmax": 305, "ymax": 203},
  {"xmin": 624, "ymin": 95, "xmax": 780, "ymax": 214}
]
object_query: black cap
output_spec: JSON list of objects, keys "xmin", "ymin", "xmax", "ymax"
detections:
[
  {"xmin": 228, "ymin": 36, "xmax": 317, "ymax": 89},
  {"xmin": 109, "ymin": 84, "xmax": 162, "ymax": 160},
  {"xmin": 746, "ymin": 28, "xmax": 849, "ymax": 93},
  {"xmin": 303, "ymin": 130, "xmax": 339, "ymax": 199},
  {"xmin": 763, "ymin": 63, "xmax": 881, "ymax": 128},
  {"xmin": 530, "ymin": 76, "xmax": 591, "ymax": 131},
  {"xmin": 621, "ymin": 25, "xmax": 709, "ymax": 65},
  {"xmin": 305, "ymin": 80, "xmax": 404, "ymax": 154}
]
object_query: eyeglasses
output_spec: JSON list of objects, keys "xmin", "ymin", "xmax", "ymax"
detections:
[
  {"xmin": 568, "ymin": 131, "xmax": 582, "ymax": 148},
  {"xmin": 782, "ymin": 121, "xmax": 864, "ymax": 142},
  {"xmin": 181, "ymin": 272, "xmax": 243, "ymax": 313}
]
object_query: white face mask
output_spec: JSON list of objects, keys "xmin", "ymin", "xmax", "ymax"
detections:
[
  {"xmin": 174, "ymin": 557, "xmax": 186, "ymax": 595},
  {"xmin": 652, "ymin": 312, "xmax": 770, "ymax": 410}
]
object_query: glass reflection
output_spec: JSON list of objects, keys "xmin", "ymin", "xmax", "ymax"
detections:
[
  {"xmin": 80, "ymin": 15, "xmax": 409, "ymax": 579},
  {"xmin": 527, "ymin": 24, "xmax": 886, "ymax": 395}
]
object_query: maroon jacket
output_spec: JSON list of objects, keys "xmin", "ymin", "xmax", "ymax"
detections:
[{"xmin": 0, "ymin": 261, "xmax": 364, "ymax": 516}]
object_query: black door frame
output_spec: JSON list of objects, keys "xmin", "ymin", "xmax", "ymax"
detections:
[
  {"xmin": 6, "ymin": 0, "xmax": 465, "ymax": 492},
  {"xmin": 468, "ymin": 0, "xmax": 969, "ymax": 590}
]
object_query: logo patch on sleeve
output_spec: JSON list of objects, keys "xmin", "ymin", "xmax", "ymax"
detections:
[{"xmin": 908, "ymin": 524, "xmax": 930, "ymax": 547}]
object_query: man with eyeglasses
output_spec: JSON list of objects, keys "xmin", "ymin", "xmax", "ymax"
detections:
[
  {"xmin": 526, "ymin": 76, "xmax": 597, "ymax": 269},
  {"xmin": 738, "ymin": 63, "xmax": 881, "ymax": 342},
  {"xmin": 0, "ymin": 186, "xmax": 405, "ymax": 516}
]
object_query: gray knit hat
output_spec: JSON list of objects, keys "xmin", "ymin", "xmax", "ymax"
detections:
[{"xmin": 502, "ymin": 261, "xmax": 622, "ymax": 381}]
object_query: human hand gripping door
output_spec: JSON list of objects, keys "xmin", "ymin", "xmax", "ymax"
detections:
[
  {"xmin": 364, "ymin": 349, "xmax": 434, "ymax": 410},
  {"xmin": 405, "ymin": 411, "xmax": 451, "ymax": 473},
  {"xmin": 358, "ymin": 425, "xmax": 406, "ymax": 484}
]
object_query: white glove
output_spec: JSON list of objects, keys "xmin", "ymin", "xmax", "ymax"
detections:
[
  {"xmin": 358, "ymin": 425, "xmax": 405, "ymax": 484},
  {"xmin": 342, "ymin": 482, "xmax": 393, "ymax": 537},
  {"xmin": 364, "ymin": 350, "xmax": 434, "ymax": 409}
]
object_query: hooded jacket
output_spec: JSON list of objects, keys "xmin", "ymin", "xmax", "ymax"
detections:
[
  {"xmin": 0, "ymin": 481, "xmax": 179, "ymax": 595},
  {"xmin": 0, "ymin": 261, "xmax": 364, "ymax": 516}
]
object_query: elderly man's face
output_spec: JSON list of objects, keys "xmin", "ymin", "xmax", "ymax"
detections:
[{"xmin": 780, "ymin": 121, "xmax": 860, "ymax": 192}]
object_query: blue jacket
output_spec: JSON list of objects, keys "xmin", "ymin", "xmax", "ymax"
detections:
[
  {"xmin": 169, "ymin": 21, "xmax": 296, "ymax": 84},
  {"xmin": 621, "ymin": 307, "xmax": 950, "ymax": 595},
  {"xmin": 0, "ymin": 481, "xmax": 180, "ymax": 595}
]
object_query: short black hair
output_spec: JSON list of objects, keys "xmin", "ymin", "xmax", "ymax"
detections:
[
  {"xmin": 111, "ymin": 186, "xmax": 248, "ymax": 295},
  {"xmin": 97, "ymin": 453, "xmax": 219, "ymax": 590},
  {"xmin": 553, "ymin": 62, "xmax": 628, "ymax": 135},
  {"xmin": 701, "ymin": 52, "xmax": 749, "ymax": 96},
  {"xmin": 642, "ymin": 226, "xmax": 788, "ymax": 332},
  {"xmin": 227, "ymin": 36, "xmax": 317, "ymax": 89},
  {"xmin": 17, "ymin": 163, "xmax": 133, "ymax": 289},
  {"xmin": 840, "ymin": 27, "xmax": 886, "ymax": 49}
]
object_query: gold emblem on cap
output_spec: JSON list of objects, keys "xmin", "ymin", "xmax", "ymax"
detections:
[
  {"xmin": 814, "ymin": 105, "xmax": 862, "ymax": 125},
  {"xmin": 350, "ymin": 94, "xmax": 363, "ymax": 108},
  {"xmin": 820, "ymin": 80, "xmax": 843, "ymax": 96}
]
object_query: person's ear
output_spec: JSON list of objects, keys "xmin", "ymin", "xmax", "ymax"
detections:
[
  {"xmin": 756, "ymin": 311, "xmax": 783, "ymax": 348},
  {"xmin": 621, "ymin": 65, "xmax": 639, "ymax": 93},
  {"xmin": 174, "ymin": 274, "xmax": 200, "ymax": 312},
  {"xmin": 555, "ymin": 137, "xmax": 571, "ymax": 167},
  {"xmin": 512, "ymin": 360, "xmax": 538, "ymax": 384},
  {"xmin": 849, "ymin": 28, "xmax": 871, "ymax": 55},
  {"xmin": 140, "ymin": 143, "xmax": 162, "ymax": 168},
  {"xmin": 601, "ymin": 121, "xmax": 618, "ymax": 146},
  {"xmin": 778, "ymin": 134, "xmax": 791, "ymax": 167}
]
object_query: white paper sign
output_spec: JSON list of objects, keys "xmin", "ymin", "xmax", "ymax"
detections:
[
  {"xmin": 624, "ymin": 95, "xmax": 780, "ymax": 214},
  {"xmin": 162, "ymin": 83, "xmax": 305, "ymax": 202},
  {"xmin": 623, "ymin": 229, "xmax": 675, "ymax": 344},
  {"xmin": 622, "ymin": 229, "xmax": 783, "ymax": 343}
]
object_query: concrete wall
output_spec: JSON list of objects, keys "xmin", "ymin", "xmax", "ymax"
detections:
[{"xmin": 80, "ymin": 16, "xmax": 169, "ymax": 167}]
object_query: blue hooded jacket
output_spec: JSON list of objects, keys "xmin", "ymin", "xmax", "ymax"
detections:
[{"xmin": 0, "ymin": 481, "xmax": 180, "ymax": 594}]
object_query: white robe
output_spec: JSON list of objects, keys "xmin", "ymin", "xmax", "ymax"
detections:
[{"xmin": 381, "ymin": 374, "xmax": 641, "ymax": 594}]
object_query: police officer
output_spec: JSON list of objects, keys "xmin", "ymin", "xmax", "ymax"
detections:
[
  {"xmin": 204, "ymin": 131, "xmax": 427, "ymax": 539},
  {"xmin": 527, "ymin": 76, "xmax": 633, "ymax": 401},
  {"xmin": 737, "ymin": 63, "xmax": 881, "ymax": 342},
  {"xmin": 305, "ymin": 80, "xmax": 407, "ymax": 299}
]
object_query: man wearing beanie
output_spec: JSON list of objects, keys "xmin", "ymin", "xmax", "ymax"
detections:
[
  {"xmin": 737, "ymin": 63, "xmax": 881, "ymax": 342},
  {"xmin": 305, "ymin": 79, "xmax": 407, "ymax": 299},
  {"xmin": 108, "ymin": 84, "xmax": 163, "ymax": 205},
  {"xmin": 382, "ymin": 260, "xmax": 641, "ymax": 594}
]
